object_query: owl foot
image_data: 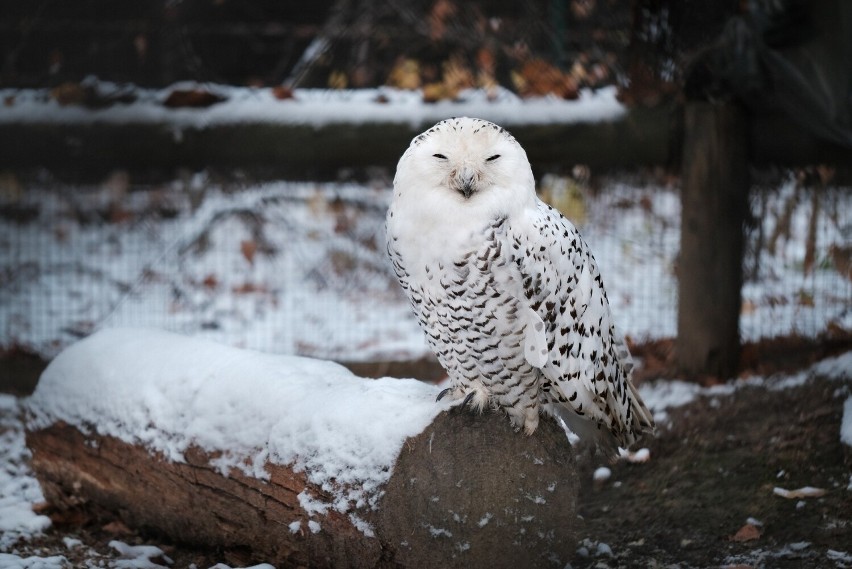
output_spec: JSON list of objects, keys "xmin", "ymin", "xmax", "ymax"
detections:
[
  {"xmin": 442, "ymin": 390, "xmax": 476, "ymax": 410},
  {"xmin": 436, "ymin": 385, "xmax": 490, "ymax": 411}
]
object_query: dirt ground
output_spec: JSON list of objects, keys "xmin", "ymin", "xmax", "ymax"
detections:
[
  {"xmin": 574, "ymin": 369, "xmax": 852, "ymax": 569},
  {"xmin": 4, "ymin": 347, "xmax": 852, "ymax": 569}
]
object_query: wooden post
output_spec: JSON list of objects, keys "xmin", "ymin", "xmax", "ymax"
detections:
[{"xmin": 677, "ymin": 102, "xmax": 749, "ymax": 379}]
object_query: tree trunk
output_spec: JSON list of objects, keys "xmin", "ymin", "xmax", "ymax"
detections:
[
  {"xmin": 677, "ymin": 101, "xmax": 749, "ymax": 379},
  {"xmin": 26, "ymin": 409, "xmax": 579, "ymax": 569}
]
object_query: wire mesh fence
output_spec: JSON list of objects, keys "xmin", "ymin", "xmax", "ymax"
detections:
[{"xmin": 0, "ymin": 171, "xmax": 849, "ymax": 363}]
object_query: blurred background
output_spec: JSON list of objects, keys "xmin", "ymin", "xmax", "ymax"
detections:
[{"xmin": 0, "ymin": 0, "xmax": 850, "ymax": 392}]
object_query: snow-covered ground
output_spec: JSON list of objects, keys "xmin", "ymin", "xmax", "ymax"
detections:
[
  {"xmin": 637, "ymin": 349, "xmax": 851, "ymax": 427},
  {"xmin": 1, "ymin": 172, "xmax": 848, "ymax": 361}
]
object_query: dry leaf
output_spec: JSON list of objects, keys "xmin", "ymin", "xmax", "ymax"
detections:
[
  {"xmin": 442, "ymin": 55, "xmax": 475, "ymax": 92},
  {"xmin": 51, "ymin": 82, "xmax": 86, "ymax": 106},
  {"xmin": 241, "ymin": 240, "xmax": 257, "ymax": 265},
  {"xmin": 387, "ymin": 58, "xmax": 421, "ymax": 90},
  {"xmin": 829, "ymin": 244, "xmax": 852, "ymax": 281},
  {"xmin": 730, "ymin": 523, "xmax": 761, "ymax": 542},
  {"xmin": 271, "ymin": 85, "xmax": 295, "ymax": 100},
  {"xmin": 163, "ymin": 88, "xmax": 226, "ymax": 108},
  {"xmin": 514, "ymin": 59, "xmax": 579, "ymax": 99},
  {"xmin": 232, "ymin": 282, "xmax": 267, "ymax": 294},
  {"xmin": 327, "ymin": 70, "xmax": 348, "ymax": 90},
  {"xmin": 31, "ymin": 501, "xmax": 51, "ymax": 514},
  {"xmin": 422, "ymin": 82, "xmax": 457, "ymax": 103},
  {"xmin": 47, "ymin": 508, "xmax": 91, "ymax": 526},
  {"xmin": 102, "ymin": 519, "xmax": 134, "ymax": 535},
  {"xmin": 429, "ymin": 0, "xmax": 457, "ymax": 40}
]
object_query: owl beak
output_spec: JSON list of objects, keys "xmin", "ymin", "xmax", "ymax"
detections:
[{"xmin": 454, "ymin": 166, "xmax": 478, "ymax": 199}]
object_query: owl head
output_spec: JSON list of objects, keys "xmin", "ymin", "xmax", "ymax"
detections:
[{"xmin": 393, "ymin": 117, "xmax": 536, "ymax": 215}]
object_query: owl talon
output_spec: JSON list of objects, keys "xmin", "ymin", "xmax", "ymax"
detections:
[
  {"xmin": 460, "ymin": 391, "xmax": 476, "ymax": 408},
  {"xmin": 436, "ymin": 387, "xmax": 452, "ymax": 402}
]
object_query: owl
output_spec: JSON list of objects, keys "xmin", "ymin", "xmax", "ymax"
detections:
[{"xmin": 386, "ymin": 117, "xmax": 654, "ymax": 454}]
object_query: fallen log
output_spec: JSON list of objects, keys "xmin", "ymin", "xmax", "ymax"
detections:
[{"xmin": 24, "ymin": 328, "xmax": 579, "ymax": 568}]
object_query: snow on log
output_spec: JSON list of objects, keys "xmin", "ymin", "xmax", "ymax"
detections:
[{"xmin": 24, "ymin": 328, "xmax": 579, "ymax": 568}]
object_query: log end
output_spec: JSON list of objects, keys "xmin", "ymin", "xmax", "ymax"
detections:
[{"xmin": 378, "ymin": 408, "xmax": 580, "ymax": 568}]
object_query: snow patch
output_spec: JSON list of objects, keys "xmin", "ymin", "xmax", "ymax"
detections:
[
  {"xmin": 637, "ymin": 380, "xmax": 706, "ymax": 422},
  {"xmin": 24, "ymin": 328, "xmax": 444, "ymax": 518},
  {"xmin": 812, "ymin": 352, "xmax": 852, "ymax": 381},
  {"xmin": 596, "ymin": 542, "xmax": 614, "ymax": 557},
  {"xmin": 639, "ymin": 352, "xmax": 852, "ymax": 424},
  {"xmin": 619, "ymin": 447, "xmax": 650, "ymax": 463},
  {"xmin": 525, "ymin": 494, "xmax": 546, "ymax": 505},
  {"xmin": 109, "ymin": 540, "xmax": 173, "ymax": 569},
  {"xmin": 425, "ymin": 525, "xmax": 453, "ymax": 538},
  {"xmin": 298, "ymin": 490, "xmax": 331, "ymax": 517},
  {"xmin": 62, "ymin": 537, "xmax": 83, "ymax": 549},
  {"xmin": 0, "ymin": 554, "xmax": 68, "ymax": 569},
  {"xmin": 0, "ymin": 395, "xmax": 52, "ymax": 548},
  {"xmin": 827, "ymin": 550, "xmax": 852, "ymax": 564},
  {"xmin": 576, "ymin": 538, "xmax": 614, "ymax": 559},
  {"xmin": 348, "ymin": 514, "xmax": 375, "ymax": 538},
  {"xmin": 841, "ymin": 397, "xmax": 852, "ymax": 447},
  {"xmin": 593, "ymin": 467, "xmax": 612, "ymax": 482}
]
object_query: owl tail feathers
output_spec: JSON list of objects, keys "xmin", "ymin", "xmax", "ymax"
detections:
[
  {"xmin": 610, "ymin": 381, "xmax": 656, "ymax": 452},
  {"xmin": 552, "ymin": 382, "xmax": 656, "ymax": 461},
  {"xmin": 626, "ymin": 380, "xmax": 656, "ymax": 437},
  {"xmin": 552, "ymin": 406, "xmax": 622, "ymax": 461}
]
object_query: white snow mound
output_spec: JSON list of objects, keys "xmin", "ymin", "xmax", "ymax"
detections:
[{"xmin": 25, "ymin": 327, "xmax": 443, "ymax": 512}]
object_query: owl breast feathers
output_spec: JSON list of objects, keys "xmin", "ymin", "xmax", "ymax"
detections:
[{"xmin": 386, "ymin": 117, "xmax": 654, "ymax": 454}]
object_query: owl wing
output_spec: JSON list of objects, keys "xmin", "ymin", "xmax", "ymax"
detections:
[{"xmin": 511, "ymin": 202, "xmax": 654, "ymax": 451}]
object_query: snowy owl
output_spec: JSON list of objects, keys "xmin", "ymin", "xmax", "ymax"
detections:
[{"xmin": 386, "ymin": 117, "xmax": 654, "ymax": 453}]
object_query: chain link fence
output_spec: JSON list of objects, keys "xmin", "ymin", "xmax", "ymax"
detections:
[{"xmin": 0, "ymin": 171, "xmax": 849, "ymax": 364}]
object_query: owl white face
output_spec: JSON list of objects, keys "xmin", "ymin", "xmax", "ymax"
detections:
[{"xmin": 393, "ymin": 117, "xmax": 536, "ymax": 211}]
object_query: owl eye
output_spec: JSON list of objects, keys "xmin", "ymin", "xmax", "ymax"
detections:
[
  {"xmin": 433, "ymin": 153, "xmax": 447, "ymax": 160},
  {"xmin": 486, "ymin": 154, "xmax": 501, "ymax": 162}
]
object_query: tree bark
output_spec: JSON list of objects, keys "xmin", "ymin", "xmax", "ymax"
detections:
[
  {"xmin": 677, "ymin": 101, "xmax": 749, "ymax": 379},
  {"xmin": 26, "ymin": 422, "xmax": 382, "ymax": 568},
  {"xmin": 26, "ymin": 409, "xmax": 579, "ymax": 568}
]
